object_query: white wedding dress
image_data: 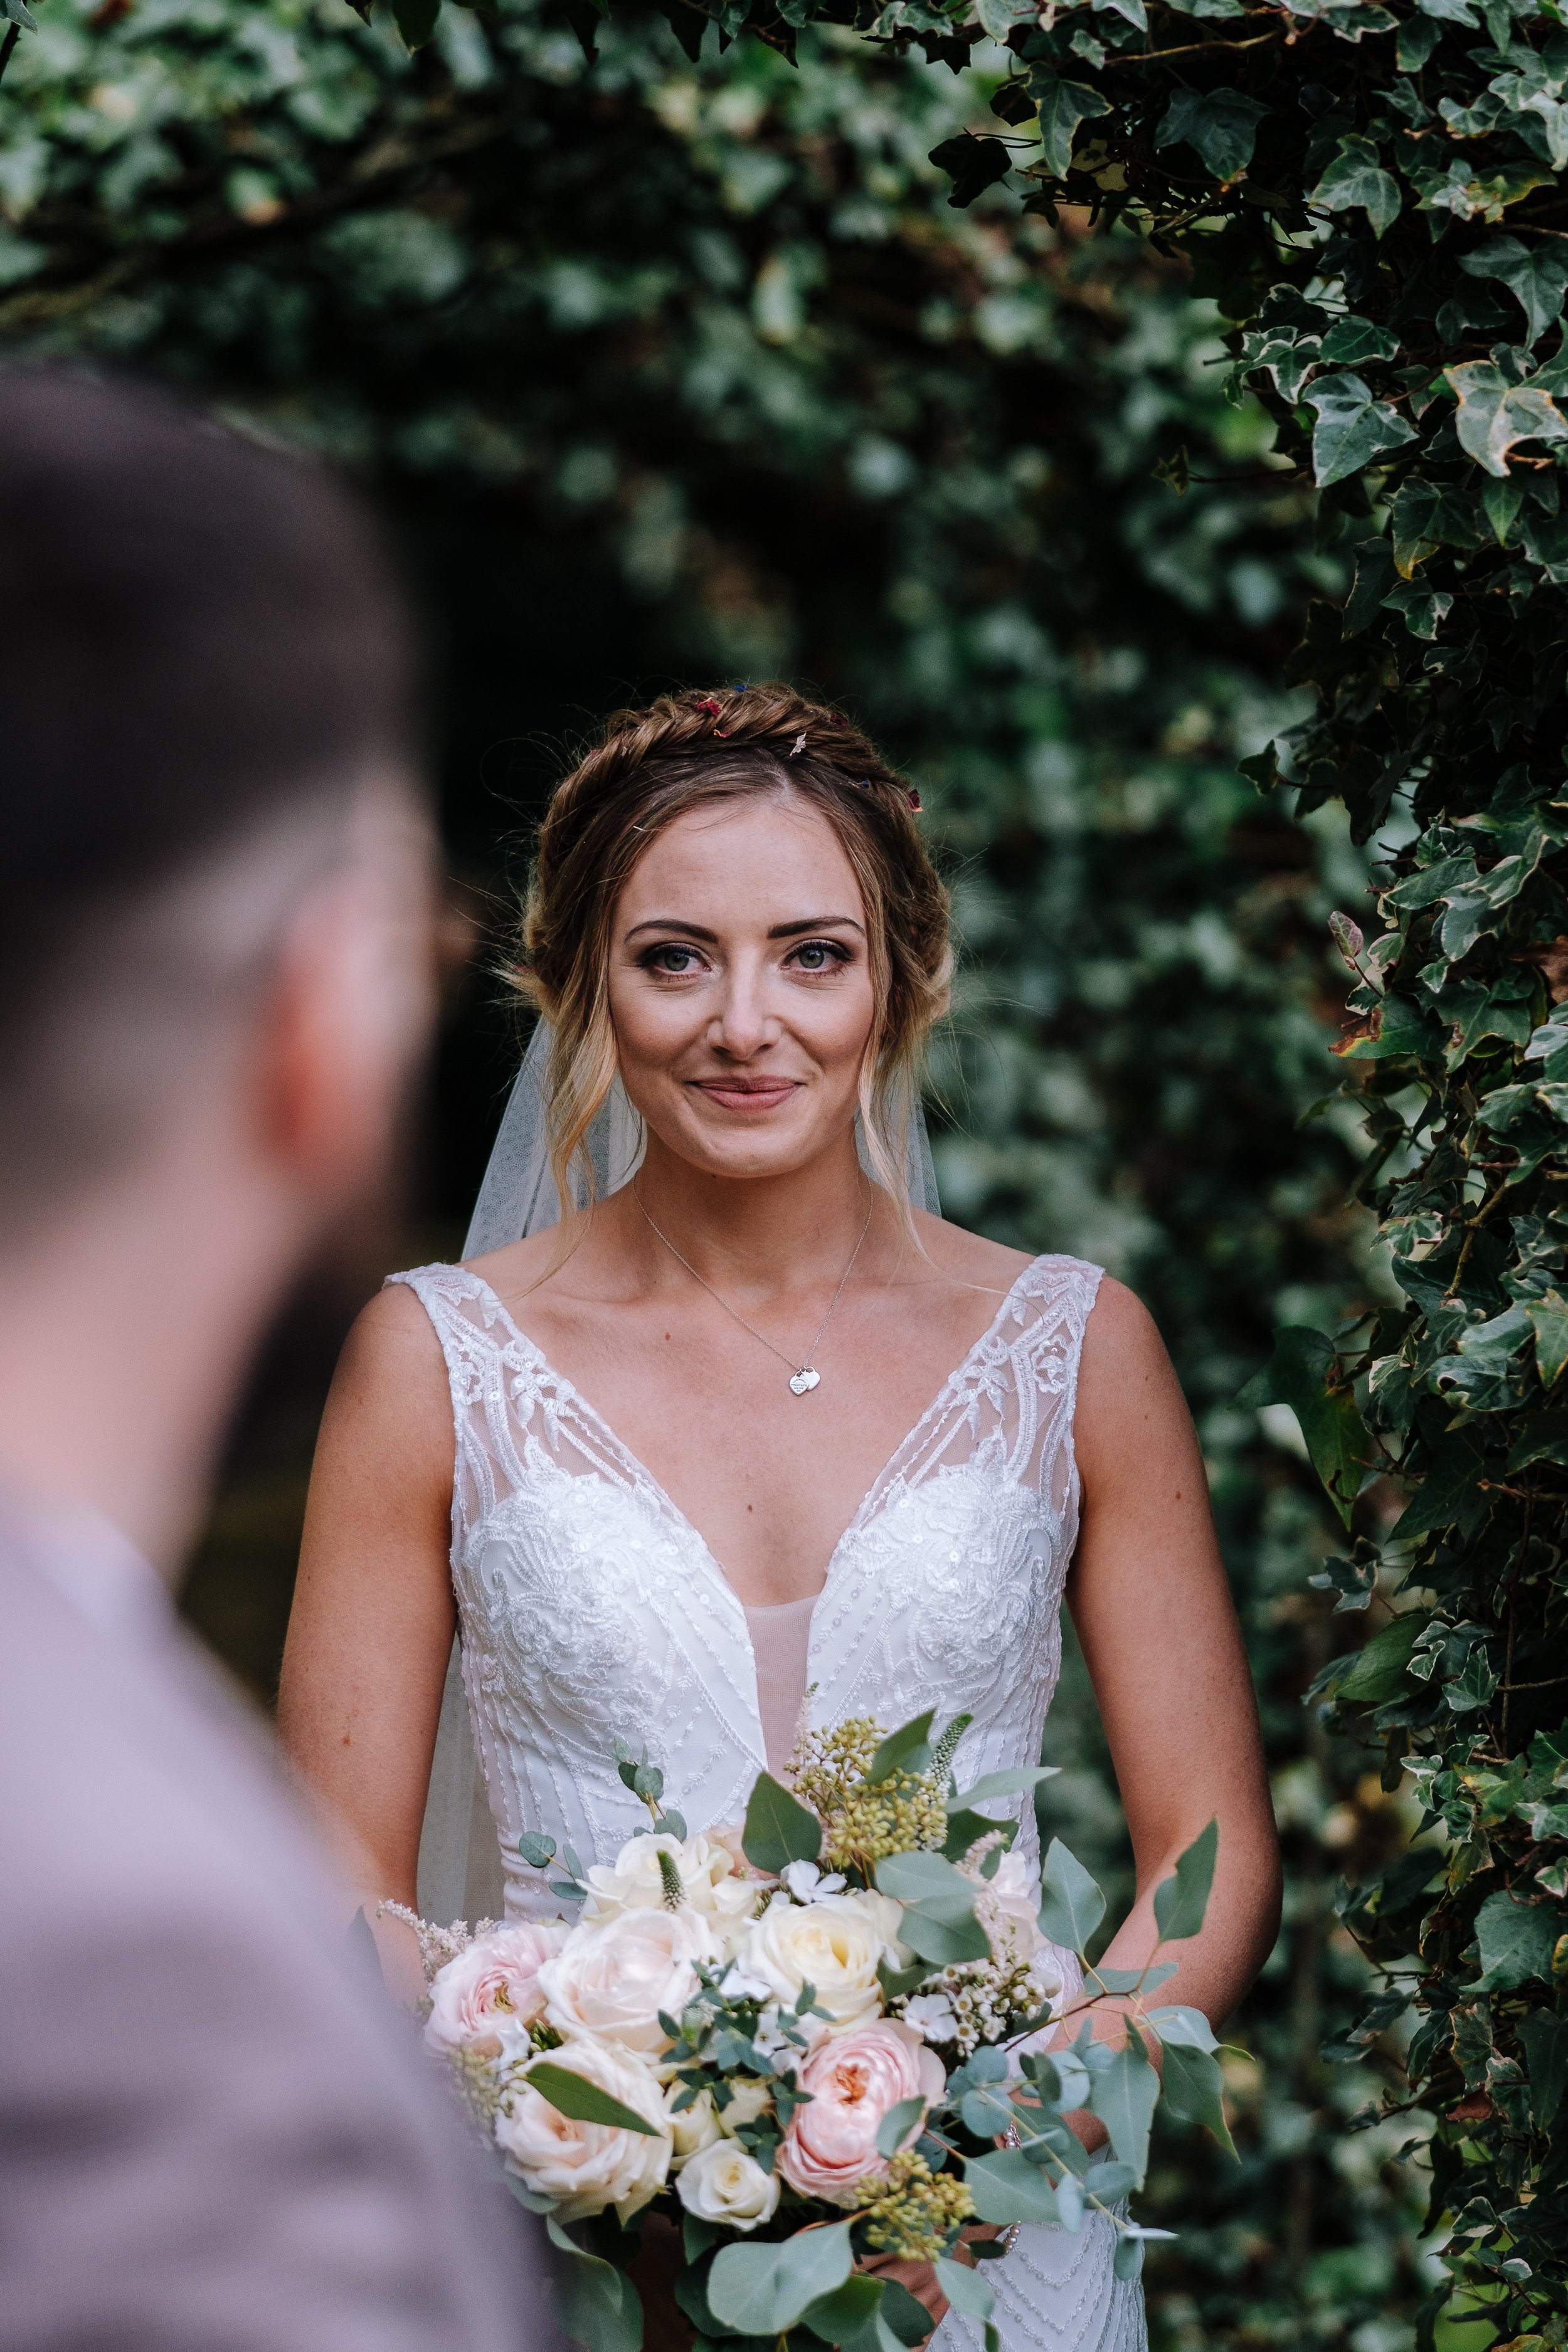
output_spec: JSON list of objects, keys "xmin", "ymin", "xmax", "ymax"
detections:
[{"xmin": 391, "ymin": 1249, "xmax": 1147, "ymax": 2352}]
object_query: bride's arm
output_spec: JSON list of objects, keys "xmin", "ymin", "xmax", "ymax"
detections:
[
  {"xmin": 1061, "ymin": 1278, "xmax": 1282, "ymax": 2136},
  {"xmin": 277, "ymin": 1285, "xmax": 458, "ymax": 2001}
]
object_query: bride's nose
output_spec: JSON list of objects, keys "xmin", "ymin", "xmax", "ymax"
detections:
[{"xmin": 706, "ymin": 957, "xmax": 781, "ymax": 1058}]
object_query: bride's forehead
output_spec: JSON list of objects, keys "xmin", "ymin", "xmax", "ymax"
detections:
[{"xmin": 618, "ymin": 792, "xmax": 862, "ymax": 904}]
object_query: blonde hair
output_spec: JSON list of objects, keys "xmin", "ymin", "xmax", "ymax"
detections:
[{"xmin": 517, "ymin": 682, "xmax": 951, "ymax": 1222}]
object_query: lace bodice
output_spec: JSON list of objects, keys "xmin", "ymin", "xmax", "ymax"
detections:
[{"xmin": 392, "ymin": 1252, "xmax": 1103, "ymax": 1923}]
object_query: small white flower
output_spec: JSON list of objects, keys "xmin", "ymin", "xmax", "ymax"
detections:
[
  {"xmin": 719, "ymin": 1962, "xmax": 775, "ymax": 2005},
  {"xmin": 901, "ymin": 1992, "xmax": 959, "ymax": 2043},
  {"xmin": 675, "ymin": 2137, "xmax": 781, "ymax": 2230},
  {"xmin": 781, "ymin": 1860, "xmax": 847, "ymax": 1902}
]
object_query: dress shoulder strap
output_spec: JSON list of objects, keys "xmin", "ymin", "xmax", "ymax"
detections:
[
  {"xmin": 384, "ymin": 1263, "xmax": 536, "ymax": 1538},
  {"xmin": 1013, "ymin": 1253, "xmax": 1103, "ymax": 1544}
]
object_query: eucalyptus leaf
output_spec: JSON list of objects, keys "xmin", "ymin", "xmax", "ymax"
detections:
[
  {"xmin": 1153, "ymin": 1819, "xmax": 1218, "ymax": 1944},
  {"xmin": 867, "ymin": 1709, "xmax": 936, "ymax": 1784},
  {"xmin": 1037, "ymin": 1837, "xmax": 1107, "ymax": 1952},
  {"xmin": 741, "ymin": 1772, "xmax": 822, "ymax": 1874},
  {"xmin": 875, "ymin": 2094, "xmax": 928, "ymax": 2159},
  {"xmin": 709, "ymin": 2224, "xmax": 854, "ymax": 2334}
]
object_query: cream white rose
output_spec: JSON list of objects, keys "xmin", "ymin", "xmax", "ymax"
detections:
[
  {"xmin": 585, "ymin": 1831, "xmax": 761, "ymax": 1950},
  {"xmin": 667, "ymin": 2087, "xmax": 724, "ymax": 2166},
  {"xmin": 496, "ymin": 2040, "xmax": 672, "ymax": 2223},
  {"xmin": 675, "ymin": 2137, "xmax": 781, "ymax": 2231},
  {"xmin": 718, "ymin": 2076, "xmax": 774, "ymax": 2136},
  {"xmin": 739, "ymin": 1889, "xmax": 899, "ymax": 2031},
  {"xmin": 539, "ymin": 1904, "xmax": 718, "ymax": 2055}
]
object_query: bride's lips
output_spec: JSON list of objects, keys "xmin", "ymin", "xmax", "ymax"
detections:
[{"xmin": 688, "ymin": 1077, "xmax": 802, "ymax": 1114}]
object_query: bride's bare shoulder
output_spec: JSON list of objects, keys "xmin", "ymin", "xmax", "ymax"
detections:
[{"xmin": 905, "ymin": 1210, "xmax": 1036, "ymax": 1295}]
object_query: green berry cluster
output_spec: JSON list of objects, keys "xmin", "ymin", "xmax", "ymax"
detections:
[
  {"xmin": 852, "ymin": 2152, "xmax": 975, "ymax": 2261},
  {"xmin": 790, "ymin": 1717, "xmax": 947, "ymax": 1877}
]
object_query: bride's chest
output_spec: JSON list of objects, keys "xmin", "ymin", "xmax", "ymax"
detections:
[{"xmin": 455, "ymin": 1453, "xmax": 1062, "ymax": 1711}]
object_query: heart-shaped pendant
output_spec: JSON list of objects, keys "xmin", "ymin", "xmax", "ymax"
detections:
[{"xmin": 789, "ymin": 1367, "xmax": 820, "ymax": 1396}]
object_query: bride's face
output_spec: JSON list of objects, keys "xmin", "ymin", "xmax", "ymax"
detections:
[{"xmin": 607, "ymin": 790, "xmax": 877, "ymax": 1180}]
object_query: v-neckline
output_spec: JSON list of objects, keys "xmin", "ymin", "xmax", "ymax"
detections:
[{"xmin": 461, "ymin": 1256, "xmax": 1045, "ymax": 1623}]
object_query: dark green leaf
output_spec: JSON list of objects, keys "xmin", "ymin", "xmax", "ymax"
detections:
[
  {"xmin": 546, "ymin": 2218, "xmax": 645, "ymax": 2352},
  {"xmin": 928, "ymin": 134, "xmax": 1012, "ymax": 209},
  {"xmin": 527, "ymin": 2062, "xmax": 662, "ymax": 2136},
  {"xmin": 1155, "ymin": 87, "xmax": 1268, "ymax": 180},
  {"xmin": 1302, "ymin": 374, "xmax": 1418, "ymax": 490},
  {"xmin": 1471, "ymin": 1891, "xmax": 1562, "ymax": 1992},
  {"xmin": 742, "ymin": 1771, "xmax": 822, "ymax": 1873},
  {"xmin": 1236, "ymin": 1327, "xmax": 1377, "ymax": 1523},
  {"xmin": 1152, "ymin": 1818, "xmax": 1218, "ymax": 1943},
  {"xmin": 867, "ymin": 1709, "xmax": 936, "ymax": 1784}
]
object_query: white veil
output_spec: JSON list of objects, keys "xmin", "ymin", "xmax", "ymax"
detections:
[{"xmin": 415, "ymin": 1019, "xmax": 941, "ymax": 1922}]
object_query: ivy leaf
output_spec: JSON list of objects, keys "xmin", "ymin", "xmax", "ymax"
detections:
[
  {"xmin": 1302, "ymin": 374, "xmax": 1418, "ymax": 488},
  {"xmin": 928, "ymin": 133, "xmax": 1013, "ymax": 208},
  {"xmin": 1460, "ymin": 235, "xmax": 1568, "ymax": 344},
  {"xmin": 1334, "ymin": 1610, "xmax": 1429, "ymax": 1705},
  {"xmin": 1525, "ymin": 1290, "xmax": 1568, "ymax": 1387},
  {"xmin": 1518, "ymin": 2011, "xmax": 1568, "ymax": 2127},
  {"xmin": 392, "ymin": 0, "xmax": 441, "ymax": 45},
  {"xmin": 1320, "ymin": 315, "xmax": 1401, "ymax": 364},
  {"xmin": 1155, "ymin": 87, "xmax": 1269, "ymax": 181},
  {"xmin": 709, "ymin": 2223, "xmax": 854, "ymax": 2334},
  {"xmin": 1027, "ymin": 74, "xmax": 1111, "ymax": 177},
  {"xmin": 1391, "ymin": 477, "xmax": 1485, "ymax": 575},
  {"xmin": 742, "ymin": 1771, "xmax": 822, "ymax": 1874},
  {"xmin": 1236, "ymin": 1327, "xmax": 1378, "ymax": 1523},
  {"xmin": 1312, "ymin": 134, "xmax": 1402, "ymax": 235},
  {"xmin": 1447, "ymin": 357, "xmax": 1568, "ymax": 474},
  {"xmin": 973, "ymin": 0, "xmax": 1036, "ymax": 29},
  {"xmin": 1471, "ymin": 1890, "xmax": 1562, "ymax": 1991}
]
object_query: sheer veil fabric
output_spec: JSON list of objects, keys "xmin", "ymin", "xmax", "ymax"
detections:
[{"xmin": 415, "ymin": 1020, "xmax": 941, "ymax": 1923}]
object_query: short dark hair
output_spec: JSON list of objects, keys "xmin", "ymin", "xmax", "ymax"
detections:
[{"xmin": 0, "ymin": 366, "xmax": 416, "ymax": 1212}]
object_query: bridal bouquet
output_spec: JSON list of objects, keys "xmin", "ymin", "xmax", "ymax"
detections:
[{"xmin": 393, "ymin": 1712, "xmax": 1230, "ymax": 2352}]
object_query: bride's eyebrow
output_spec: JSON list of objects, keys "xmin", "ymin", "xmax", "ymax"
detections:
[
  {"xmin": 622, "ymin": 914, "xmax": 865, "ymax": 941},
  {"xmin": 768, "ymin": 916, "xmax": 864, "ymax": 939}
]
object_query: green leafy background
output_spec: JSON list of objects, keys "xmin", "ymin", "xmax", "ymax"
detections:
[{"xmin": 9, "ymin": 0, "xmax": 1564, "ymax": 2341}]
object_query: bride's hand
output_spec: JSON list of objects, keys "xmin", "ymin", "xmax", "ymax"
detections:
[{"xmin": 856, "ymin": 2224, "xmax": 1000, "ymax": 2346}]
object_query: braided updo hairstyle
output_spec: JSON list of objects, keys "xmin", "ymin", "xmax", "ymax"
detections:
[{"xmin": 518, "ymin": 682, "xmax": 951, "ymax": 1222}]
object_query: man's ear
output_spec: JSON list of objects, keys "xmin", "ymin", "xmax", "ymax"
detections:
[{"xmin": 251, "ymin": 796, "xmax": 435, "ymax": 1204}]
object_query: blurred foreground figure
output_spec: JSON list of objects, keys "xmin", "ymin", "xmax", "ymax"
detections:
[{"xmin": 0, "ymin": 371, "xmax": 549, "ymax": 2351}]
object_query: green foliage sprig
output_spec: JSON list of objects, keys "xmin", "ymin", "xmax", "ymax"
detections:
[{"xmin": 886, "ymin": 1, "xmax": 1568, "ymax": 2339}]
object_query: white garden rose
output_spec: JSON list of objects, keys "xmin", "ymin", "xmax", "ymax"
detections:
[
  {"xmin": 738, "ymin": 1888, "xmax": 901, "ymax": 2031},
  {"xmin": 675, "ymin": 2137, "xmax": 781, "ymax": 2231},
  {"xmin": 667, "ymin": 2087, "xmax": 724, "ymax": 2166},
  {"xmin": 585, "ymin": 1831, "xmax": 761, "ymax": 1950},
  {"xmin": 539, "ymin": 1904, "xmax": 718, "ymax": 2055},
  {"xmin": 717, "ymin": 2075, "xmax": 774, "ymax": 2136},
  {"xmin": 496, "ymin": 2040, "xmax": 672, "ymax": 2223}
]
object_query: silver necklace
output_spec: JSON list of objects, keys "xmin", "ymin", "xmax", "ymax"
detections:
[{"xmin": 632, "ymin": 1187, "xmax": 874, "ymax": 1395}]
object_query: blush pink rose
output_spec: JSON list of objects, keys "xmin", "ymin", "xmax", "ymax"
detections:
[
  {"xmin": 424, "ymin": 1922, "xmax": 569, "ymax": 2055},
  {"xmin": 777, "ymin": 2019, "xmax": 945, "ymax": 2206}
]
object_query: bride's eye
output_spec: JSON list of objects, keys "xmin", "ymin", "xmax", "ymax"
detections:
[
  {"xmin": 641, "ymin": 943, "xmax": 706, "ymax": 976},
  {"xmin": 789, "ymin": 940, "xmax": 850, "ymax": 973}
]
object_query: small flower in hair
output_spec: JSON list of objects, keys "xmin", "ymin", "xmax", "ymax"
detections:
[
  {"xmin": 731, "ymin": 681, "xmax": 750, "ymax": 692},
  {"xmin": 694, "ymin": 697, "xmax": 723, "ymax": 717},
  {"xmin": 906, "ymin": 789, "xmax": 922, "ymax": 813},
  {"xmin": 790, "ymin": 731, "xmax": 807, "ymax": 758}
]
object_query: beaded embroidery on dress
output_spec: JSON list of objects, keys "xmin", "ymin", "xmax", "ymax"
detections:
[{"xmin": 390, "ymin": 1248, "xmax": 1146, "ymax": 2352}]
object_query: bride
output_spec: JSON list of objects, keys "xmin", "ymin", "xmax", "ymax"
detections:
[{"xmin": 278, "ymin": 682, "xmax": 1280, "ymax": 2352}]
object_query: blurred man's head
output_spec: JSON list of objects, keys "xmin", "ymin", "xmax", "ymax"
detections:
[
  {"xmin": 0, "ymin": 368, "xmax": 435, "ymax": 1557},
  {"xmin": 0, "ymin": 367, "xmax": 433, "ymax": 1248}
]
